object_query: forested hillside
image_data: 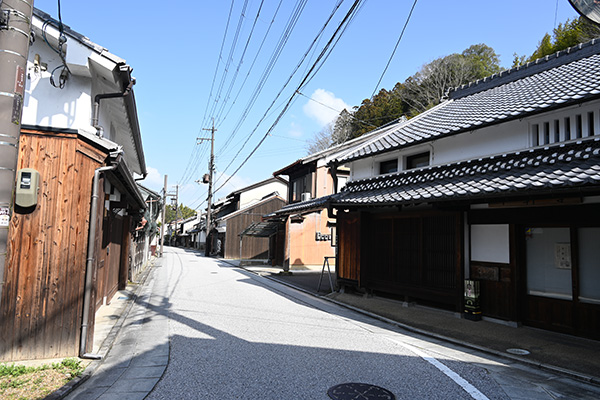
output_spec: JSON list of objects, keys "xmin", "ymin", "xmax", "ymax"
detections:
[{"xmin": 307, "ymin": 16, "xmax": 600, "ymax": 154}]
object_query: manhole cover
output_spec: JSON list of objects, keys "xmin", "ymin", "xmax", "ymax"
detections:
[
  {"xmin": 506, "ymin": 348, "xmax": 530, "ymax": 355},
  {"xmin": 327, "ymin": 383, "xmax": 395, "ymax": 400}
]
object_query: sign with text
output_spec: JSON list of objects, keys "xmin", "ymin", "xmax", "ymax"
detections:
[
  {"xmin": 315, "ymin": 232, "xmax": 331, "ymax": 242},
  {"xmin": 0, "ymin": 206, "xmax": 10, "ymax": 227}
]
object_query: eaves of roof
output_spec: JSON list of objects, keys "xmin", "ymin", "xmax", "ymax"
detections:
[
  {"xmin": 273, "ymin": 194, "xmax": 336, "ymax": 216},
  {"xmin": 332, "ymin": 138, "xmax": 600, "ymax": 208},
  {"xmin": 228, "ymin": 176, "xmax": 288, "ymax": 197},
  {"xmin": 219, "ymin": 194, "xmax": 285, "ymax": 221},
  {"xmin": 273, "ymin": 159, "xmax": 314, "ymax": 177},
  {"xmin": 106, "ymin": 154, "xmax": 146, "ymax": 210},
  {"xmin": 137, "ymin": 183, "xmax": 161, "ymax": 200},
  {"xmin": 33, "ymin": 8, "xmax": 146, "ymax": 177}
]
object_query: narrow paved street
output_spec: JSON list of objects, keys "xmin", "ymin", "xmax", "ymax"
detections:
[
  {"xmin": 138, "ymin": 248, "xmax": 598, "ymax": 399},
  {"xmin": 67, "ymin": 247, "xmax": 600, "ymax": 399}
]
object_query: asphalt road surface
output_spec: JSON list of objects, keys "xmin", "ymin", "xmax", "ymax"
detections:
[{"xmin": 144, "ymin": 248, "xmax": 597, "ymax": 399}]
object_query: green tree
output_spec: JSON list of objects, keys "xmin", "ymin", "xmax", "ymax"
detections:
[
  {"xmin": 399, "ymin": 44, "xmax": 502, "ymax": 116},
  {"xmin": 165, "ymin": 204, "xmax": 196, "ymax": 224},
  {"xmin": 519, "ymin": 17, "xmax": 600, "ymax": 65},
  {"xmin": 462, "ymin": 43, "xmax": 501, "ymax": 78},
  {"xmin": 351, "ymin": 86, "xmax": 406, "ymax": 137},
  {"xmin": 306, "ymin": 109, "xmax": 355, "ymax": 154}
]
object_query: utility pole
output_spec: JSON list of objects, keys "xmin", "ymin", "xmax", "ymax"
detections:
[
  {"xmin": 0, "ymin": 0, "xmax": 34, "ymax": 302},
  {"xmin": 198, "ymin": 121, "xmax": 216, "ymax": 255},
  {"xmin": 160, "ymin": 177, "xmax": 178, "ymax": 251},
  {"xmin": 173, "ymin": 184, "xmax": 179, "ymax": 246},
  {"xmin": 160, "ymin": 175, "xmax": 167, "ymax": 256}
]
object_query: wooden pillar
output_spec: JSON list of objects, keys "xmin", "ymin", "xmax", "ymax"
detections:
[{"xmin": 119, "ymin": 215, "xmax": 131, "ymax": 290}]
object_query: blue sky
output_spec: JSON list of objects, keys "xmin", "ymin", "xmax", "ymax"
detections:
[{"xmin": 34, "ymin": 0, "xmax": 580, "ymax": 209}]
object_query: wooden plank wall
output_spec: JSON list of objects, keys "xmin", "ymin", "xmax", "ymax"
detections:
[
  {"xmin": 360, "ymin": 211, "xmax": 462, "ymax": 308},
  {"xmin": 337, "ymin": 211, "xmax": 361, "ymax": 283},
  {"xmin": 224, "ymin": 197, "xmax": 286, "ymax": 260},
  {"xmin": 0, "ymin": 131, "xmax": 105, "ymax": 361}
]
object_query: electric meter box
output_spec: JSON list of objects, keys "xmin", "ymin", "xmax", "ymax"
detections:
[{"xmin": 15, "ymin": 168, "xmax": 40, "ymax": 208}]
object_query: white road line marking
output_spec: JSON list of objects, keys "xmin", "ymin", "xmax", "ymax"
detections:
[{"xmin": 387, "ymin": 338, "xmax": 490, "ymax": 400}]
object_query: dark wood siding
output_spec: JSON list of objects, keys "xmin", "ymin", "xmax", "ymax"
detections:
[
  {"xmin": 0, "ymin": 130, "xmax": 106, "ymax": 361},
  {"xmin": 362, "ymin": 211, "xmax": 462, "ymax": 309},
  {"xmin": 338, "ymin": 211, "xmax": 361, "ymax": 283},
  {"xmin": 471, "ymin": 261, "xmax": 516, "ymax": 320},
  {"xmin": 224, "ymin": 197, "xmax": 286, "ymax": 260},
  {"xmin": 97, "ymin": 211, "xmax": 123, "ymax": 306},
  {"xmin": 470, "ymin": 204, "xmax": 600, "ymax": 340}
]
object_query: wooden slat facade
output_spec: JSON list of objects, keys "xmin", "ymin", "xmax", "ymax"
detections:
[
  {"xmin": 224, "ymin": 197, "xmax": 286, "ymax": 260},
  {"xmin": 337, "ymin": 203, "xmax": 600, "ymax": 339},
  {"xmin": 337, "ymin": 210, "xmax": 462, "ymax": 309},
  {"xmin": 0, "ymin": 129, "xmax": 136, "ymax": 361},
  {"xmin": 337, "ymin": 211, "xmax": 361, "ymax": 283}
]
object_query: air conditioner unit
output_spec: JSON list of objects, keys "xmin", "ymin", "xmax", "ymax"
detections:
[{"xmin": 301, "ymin": 192, "xmax": 311, "ymax": 202}]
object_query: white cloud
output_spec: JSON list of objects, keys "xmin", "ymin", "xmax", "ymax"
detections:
[
  {"xmin": 302, "ymin": 89, "xmax": 350, "ymax": 127},
  {"xmin": 139, "ymin": 166, "xmax": 163, "ymax": 192}
]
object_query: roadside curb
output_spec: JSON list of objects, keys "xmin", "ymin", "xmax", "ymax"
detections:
[
  {"xmin": 322, "ymin": 296, "xmax": 600, "ymax": 386},
  {"xmin": 49, "ymin": 258, "xmax": 162, "ymax": 400},
  {"xmin": 220, "ymin": 259, "xmax": 600, "ymax": 387}
]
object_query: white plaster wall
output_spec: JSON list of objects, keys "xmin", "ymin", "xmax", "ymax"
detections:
[
  {"xmin": 239, "ymin": 181, "xmax": 287, "ymax": 208},
  {"xmin": 182, "ymin": 216, "xmax": 199, "ymax": 232},
  {"xmin": 433, "ymin": 120, "xmax": 527, "ymax": 165},
  {"xmin": 23, "ymin": 32, "xmax": 94, "ymax": 130},
  {"xmin": 350, "ymin": 158, "xmax": 373, "ymax": 181},
  {"xmin": 348, "ymin": 99, "xmax": 600, "ymax": 182}
]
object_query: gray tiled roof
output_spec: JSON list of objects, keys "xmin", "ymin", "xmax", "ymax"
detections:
[
  {"xmin": 338, "ymin": 40, "xmax": 600, "ymax": 163},
  {"xmin": 273, "ymin": 194, "xmax": 336, "ymax": 216},
  {"xmin": 332, "ymin": 138, "xmax": 600, "ymax": 207}
]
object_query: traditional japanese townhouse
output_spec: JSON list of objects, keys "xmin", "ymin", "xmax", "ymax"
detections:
[
  {"xmin": 329, "ymin": 40, "xmax": 600, "ymax": 339},
  {"xmin": 134, "ymin": 184, "xmax": 161, "ymax": 261},
  {"xmin": 206, "ymin": 177, "xmax": 287, "ymax": 260},
  {"xmin": 0, "ymin": 8, "xmax": 147, "ymax": 361},
  {"xmin": 178, "ymin": 215, "xmax": 200, "ymax": 247},
  {"xmin": 270, "ymin": 131, "xmax": 384, "ymax": 270}
]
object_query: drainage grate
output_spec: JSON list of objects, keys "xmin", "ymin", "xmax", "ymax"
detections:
[
  {"xmin": 506, "ymin": 348, "xmax": 530, "ymax": 355},
  {"xmin": 327, "ymin": 383, "xmax": 395, "ymax": 400}
]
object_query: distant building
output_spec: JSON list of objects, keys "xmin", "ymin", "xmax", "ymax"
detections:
[{"xmin": 207, "ymin": 177, "xmax": 287, "ymax": 261}]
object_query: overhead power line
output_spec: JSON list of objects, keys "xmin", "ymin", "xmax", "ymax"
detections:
[
  {"xmin": 216, "ymin": 0, "xmax": 351, "ymax": 179},
  {"xmin": 214, "ymin": 0, "xmax": 366, "ymax": 194},
  {"xmin": 201, "ymin": 0, "xmax": 236, "ymax": 129},
  {"xmin": 216, "ymin": 0, "xmax": 310, "ymax": 157},
  {"xmin": 296, "ymin": 90, "xmax": 377, "ymax": 128},
  {"xmin": 370, "ymin": 0, "xmax": 418, "ymax": 99}
]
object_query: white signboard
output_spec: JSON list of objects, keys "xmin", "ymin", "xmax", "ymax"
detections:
[
  {"xmin": 471, "ymin": 224, "xmax": 510, "ymax": 264},
  {"xmin": 0, "ymin": 206, "xmax": 10, "ymax": 227}
]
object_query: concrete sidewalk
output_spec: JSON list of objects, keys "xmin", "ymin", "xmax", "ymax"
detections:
[
  {"xmin": 52, "ymin": 257, "xmax": 169, "ymax": 400},
  {"xmin": 231, "ymin": 260, "xmax": 600, "ymax": 386}
]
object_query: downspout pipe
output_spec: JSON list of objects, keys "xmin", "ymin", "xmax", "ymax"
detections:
[
  {"xmin": 91, "ymin": 78, "xmax": 135, "ymax": 136},
  {"xmin": 80, "ymin": 162, "xmax": 118, "ymax": 359},
  {"xmin": 330, "ymin": 161, "xmax": 339, "ymax": 194}
]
